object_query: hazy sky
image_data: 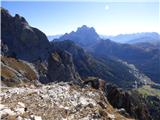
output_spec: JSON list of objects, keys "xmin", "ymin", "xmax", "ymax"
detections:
[{"xmin": 1, "ymin": 0, "xmax": 159, "ymax": 35}]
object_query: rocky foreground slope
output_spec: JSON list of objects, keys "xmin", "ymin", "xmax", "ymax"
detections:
[{"xmin": 0, "ymin": 83, "xmax": 133, "ymax": 120}]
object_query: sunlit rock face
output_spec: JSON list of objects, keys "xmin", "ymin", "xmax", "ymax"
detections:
[
  {"xmin": 47, "ymin": 51, "xmax": 81, "ymax": 83},
  {"xmin": 1, "ymin": 56, "xmax": 39, "ymax": 87}
]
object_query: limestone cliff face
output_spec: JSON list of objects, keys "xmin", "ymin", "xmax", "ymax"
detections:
[
  {"xmin": 47, "ymin": 51, "xmax": 81, "ymax": 83},
  {"xmin": 1, "ymin": 8, "xmax": 51, "ymax": 62}
]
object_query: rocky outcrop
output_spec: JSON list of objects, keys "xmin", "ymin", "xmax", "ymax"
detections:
[
  {"xmin": 1, "ymin": 56, "xmax": 39, "ymax": 87},
  {"xmin": 0, "ymin": 82, "xmax": 134, "ymax": 120},
  {"xmin": 1, "ymin": 8, "xmax": 51, "ymax": 62},
  {"xmin": 105, "ymin": 84, "xmax": 151, "ymax": 120},
  {"xmin": 47, "ymin": 51, "xmax": 81, "ymax": 83},
  {"xmin": 83, "ymin": 76, "xmax": 106, "ymax": 91}
]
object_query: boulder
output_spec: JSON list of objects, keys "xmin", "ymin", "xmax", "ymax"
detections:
[{"xmin": 83, "ymin": 77, "xmax": 106, "ymax": 91}]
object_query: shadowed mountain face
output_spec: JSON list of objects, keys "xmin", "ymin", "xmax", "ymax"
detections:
[
  {"xmin": 1, "ymin": 8, "xmax": 51, "ymax": 62},
  {"xmin": 88, "ymin": 39, "xmax": 160, "ymax": 83},
  {"xmin": 59, "ymin": 25, "xmax": 100, "ymax": 46},
  {"xmin": 51, "ymin": 40, "xmax": 152, "ymax": 89},
  {"xmin": 105, "ymin": 84, "xmax": 152, "ymax": 120},
  {"xmin": 133, "ymin": 42, "xmax": 160, "ymax": 50}
]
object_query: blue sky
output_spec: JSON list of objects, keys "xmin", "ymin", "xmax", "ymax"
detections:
[{"xmin": 1, "ymin": 1, "xmax": 159, "ymax": 35}]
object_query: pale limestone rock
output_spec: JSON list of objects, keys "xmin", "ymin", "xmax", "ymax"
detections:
[
  {"xmin": 108, "ymin": 113, "xmax": 116, "ymax": 120},
  {"xmin": 31, "ymin": 115, "xmax": 42, "ymax": 120}
]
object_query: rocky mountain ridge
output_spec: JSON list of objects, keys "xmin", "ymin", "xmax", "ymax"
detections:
[
  {"xmin": 1, "ymin": 8, "xmax": 51, "ymax": 62},
  {"xmin": 101, "ymin": 32, "xmax": 160, "ymax": 43}
]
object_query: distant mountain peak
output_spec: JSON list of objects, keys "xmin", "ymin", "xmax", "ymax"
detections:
[
  {"xmin": 78, "ymin": 25, "xmax": 88, "ymax": 29},
  {"xmin": 59, "ymin": 25, "xmax": 100, "ymax": 46},
  {"xmin": 102, "ymin": 32, "xmax": 160, "ymax": 43},
  {"xmin": 77, "ymin": 25, "xmax": 97, "ymax": 33}
]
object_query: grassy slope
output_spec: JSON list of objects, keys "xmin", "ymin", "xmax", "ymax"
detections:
[{"xmin": 136, "ymin": 85, "xmax": 160, "ymax": 98}]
